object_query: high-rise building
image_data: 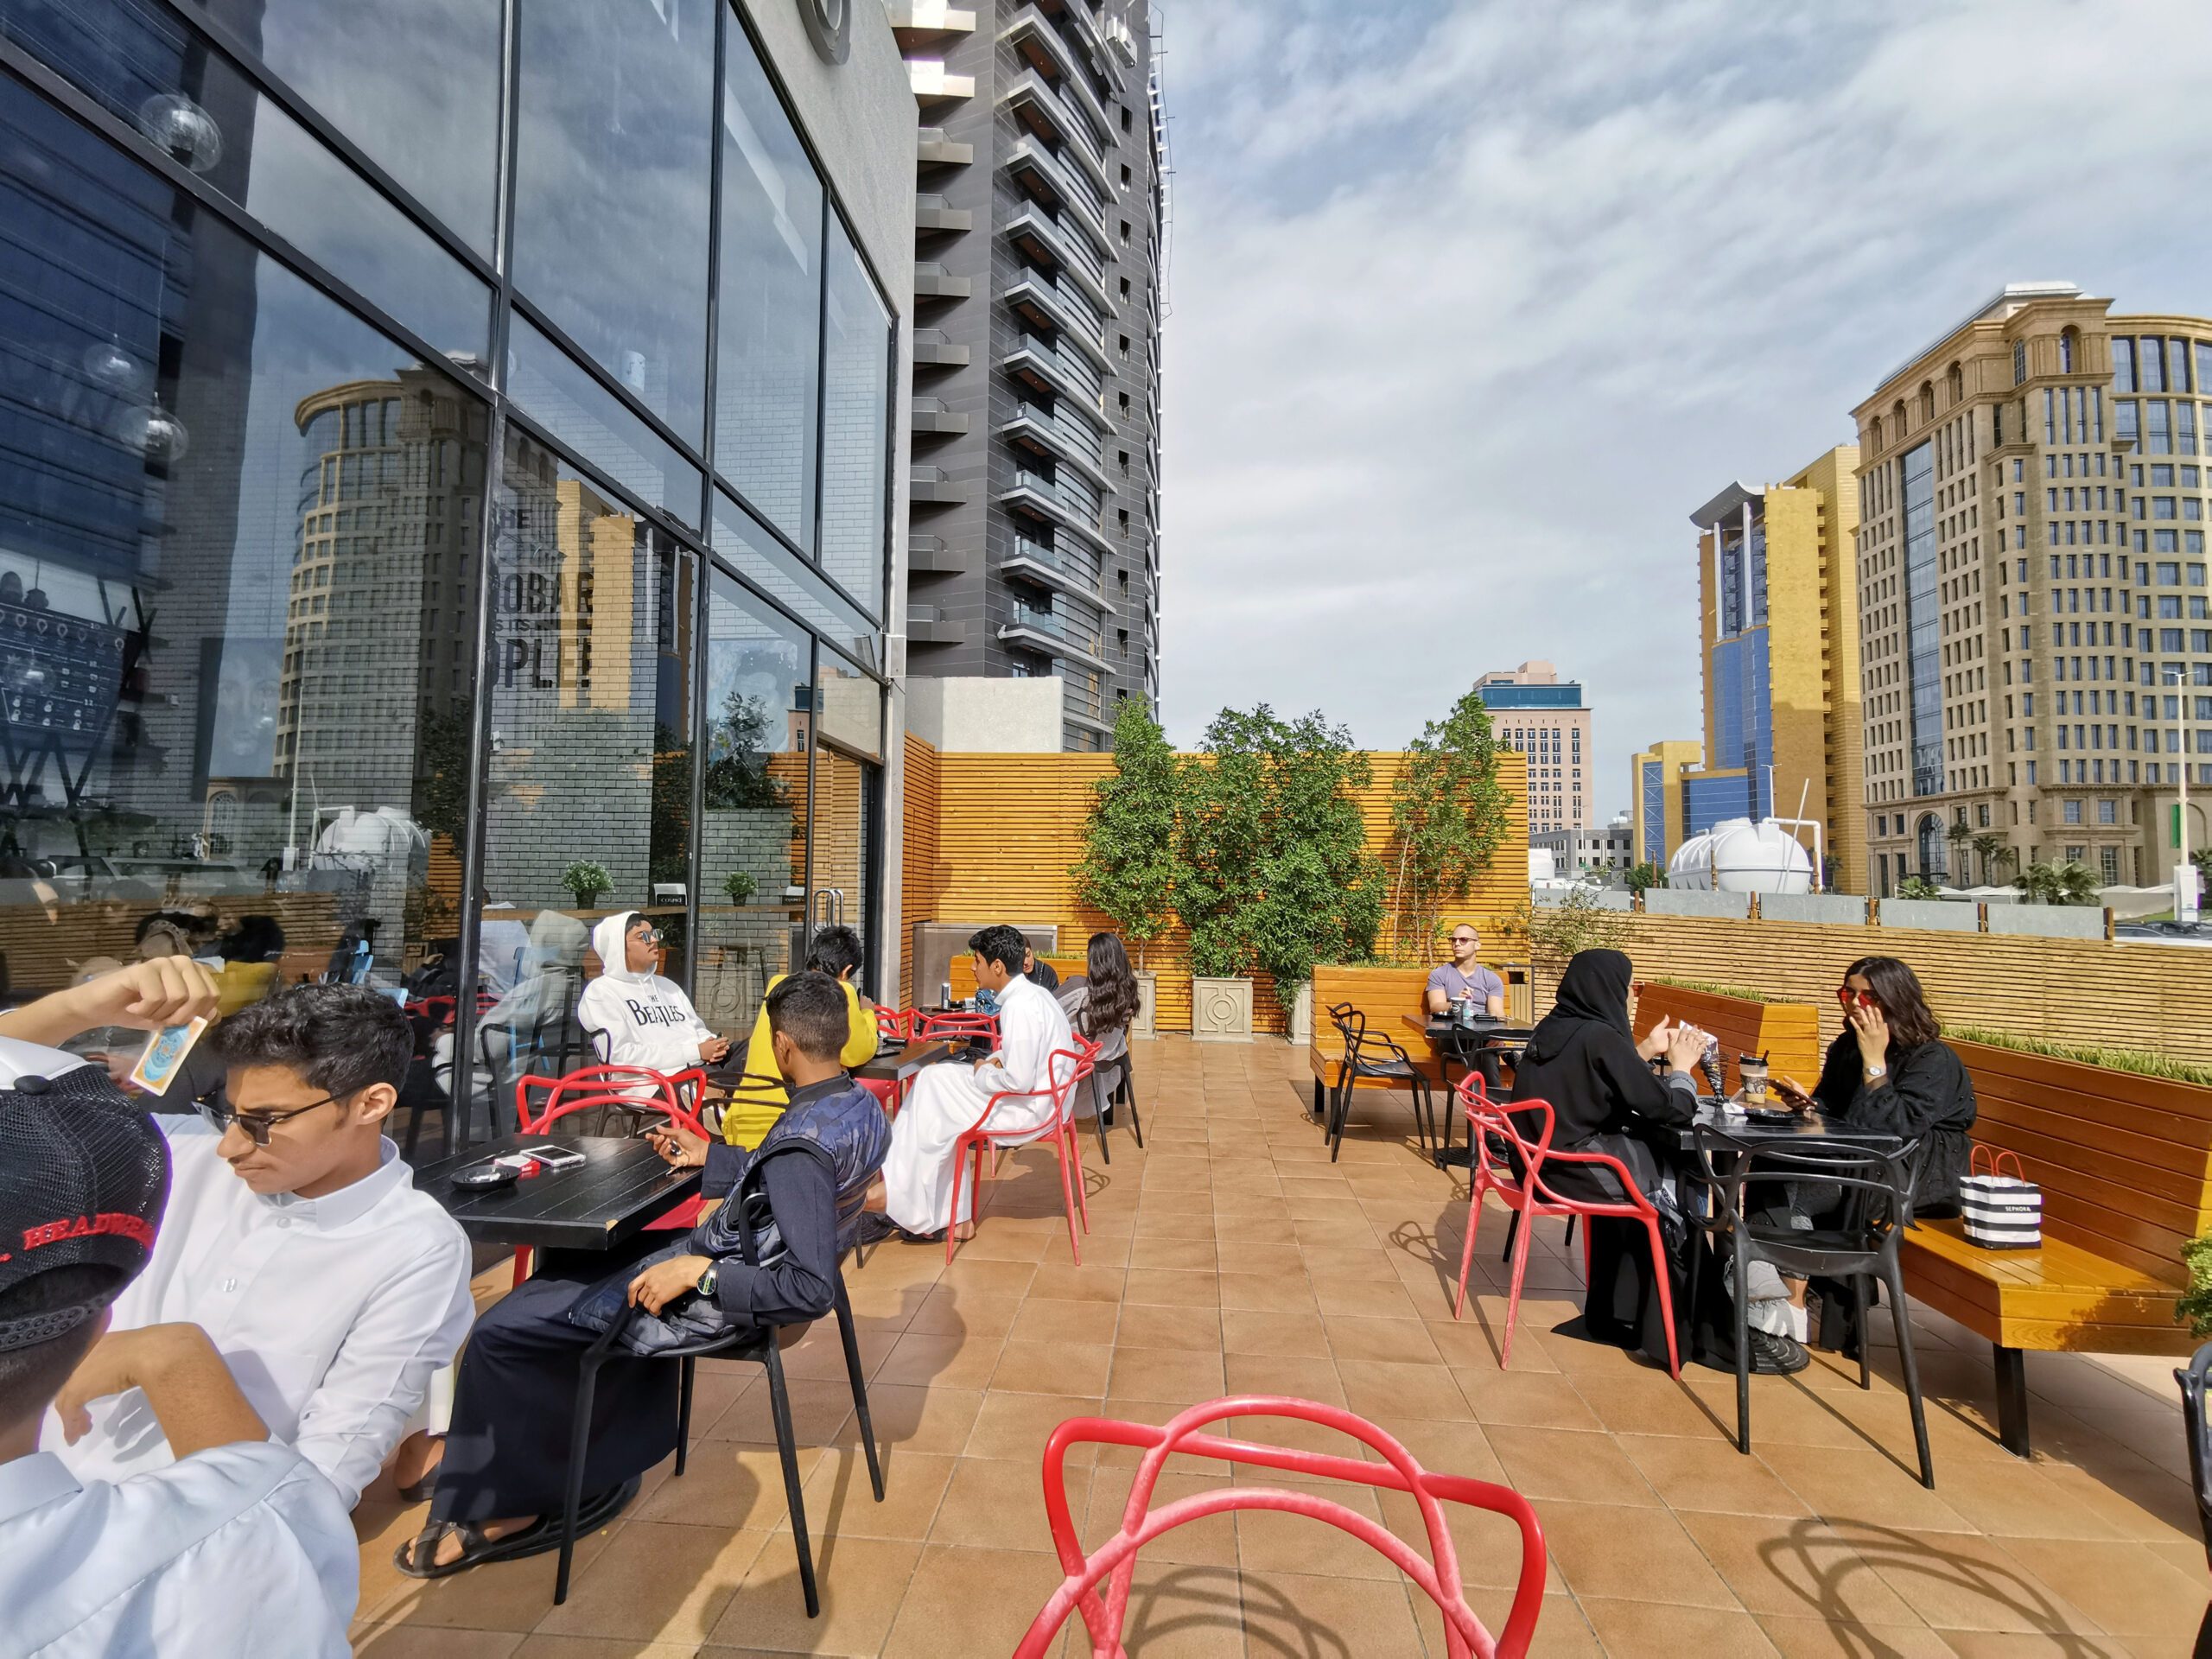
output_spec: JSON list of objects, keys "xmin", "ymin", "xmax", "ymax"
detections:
[
  {"xmin": 892, "ymin": 1, "xmax": 1166, "ymax": 750},
  {"xmin": 1851, "ymin": 283, "xmax": 2212, "ymax": 894},
  {"xmin": 1684, "ymin": 445, "xmax": 1865, "ymax": 887},
  {"xmin": 1478, "ymin": 661, "xmax": 1592, "ymax": 834},
  {"xmin": 1630, "ymin": 739, "xmax": 1704, "ymax": 868}
]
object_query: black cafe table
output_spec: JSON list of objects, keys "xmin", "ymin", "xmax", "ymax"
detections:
[
  {"xmin": 415, "ymin": 1134, "xmax": 701, "ymax": 1251},
  {"xmin": 1670, "ymin": 1099, "xmax": 1905, "ymax": 1154},
  {"xmin": 1402, "ymin": 1016, "xmax": 1535, "ymax": 1168},
  {"xmin": 855, "ymin": 1038, "xmax": 959, "ymax": 1084}
]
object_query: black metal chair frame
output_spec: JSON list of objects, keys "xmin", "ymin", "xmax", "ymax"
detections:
[
  {"xmin": 2175, "ymin": 1342, "xmax": 2212, "ymax": 1654},
  {"xmin": 1691, "ymin": 1122, "xmax": 1936, "ymax": 1489},
  {"xmin": 1322, "ymin": 1003, "xmax": 1437, "ymax": 1164},
  {"xmin": 1083, "ymin": 1042, "xmax": 1144, "ymax": 1165},
  {"xmin": 554, "ymin": 1262, "xmax": 884, "ymax": 1611}
]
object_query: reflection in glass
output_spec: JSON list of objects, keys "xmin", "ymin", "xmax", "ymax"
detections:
[
  {"xmin": 508, "ymin": 315, "xmax": 702, "ymax": 527},
  {"xmin": 4, "ymin": 0, "xmax": 489, "ymax": 361},
  {"xmin": 815, "ymin": 655, "xmax": 882, "ymax": 766},
  {"xmin": 183, "ymin": 0, "xmax": 504, "ymax": 249},
  {"xmin": 696, "ymin": 569, "xmax": 809, "ymax": 1045},
  {"xmin": 0, "ymin": 77, "xmax": 482, "ymax": 1058},
  {"xmin": 513, "ymin": 0, "xmax": 712, "ymax": 446},
  {"xmin": 715, "ymin": 16, "xmax": 823, "ymax": 549},
  {"xmin": 478, "ymin": 434, "xmax": 695, "ymax": 1120},
  {"xmin": 818, "ymin": 218, "xmax": 890, "ymax": 613},
  {"xmin": 711, "ymin": 491, "xmax": 878, "ymax": 671},
  {"xmin": 808, "ymin": 745, "xmax": 875, "ymax": 996}
]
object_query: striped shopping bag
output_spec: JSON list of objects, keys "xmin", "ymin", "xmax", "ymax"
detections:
[{"xmin": 1960, "ymin": 1146, "xmax": 2042, "ymax": 1250}]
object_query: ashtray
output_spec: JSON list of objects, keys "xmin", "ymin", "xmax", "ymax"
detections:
[
  {"xmin": 452, "ymin": 1163, "xmax": 518, "ymax": 1192},
  {"xmin": 1735, "ymin": 1106, "xmax": 1799, "ymax": 1125}
]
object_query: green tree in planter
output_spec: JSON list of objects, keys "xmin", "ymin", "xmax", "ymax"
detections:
[
  {"xmin": 1178, "ymin": 705, "xmax": 1382, "ymax": 996},
  {"xmin": 1384, "ymin": 686, "xmax": 1511, "ymax": 965},
  {"xmin": 2015, "ymin": 859, "xmax": 2100, "ymax": 906},
  {"xmin": 1624, "ymin": 861, "xmax": 1666, "ymax": 898},
  {"xmin": 1071, "ymin": 701, "xmax": 1183, "ymax": 969},
  {"xmin": 1896, "ymin": 875, "xmax": 1942, "ymax": 900},
  {"xmin": 1504, "ymin": 889, "xmax": 1628, "ymax": 1007}
]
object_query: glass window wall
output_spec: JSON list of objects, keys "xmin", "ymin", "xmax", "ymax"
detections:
[
  {"xmin": 818, "ymin": 217, "xmax": 890, "ymax": 613},
  {"xmin": 0, "ymin": 71, "xmax": 483, "ymax": 1051}
]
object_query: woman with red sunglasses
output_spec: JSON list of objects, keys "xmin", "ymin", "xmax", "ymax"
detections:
[{"xmin": 1769, "ymin": 956, "xmax": 1976, "ymax": 1344}]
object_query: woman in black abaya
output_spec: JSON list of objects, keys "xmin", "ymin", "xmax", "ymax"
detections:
[{"xmin": 1508, "ymin": 949, "xmax": 1730, "ymax": 1370}]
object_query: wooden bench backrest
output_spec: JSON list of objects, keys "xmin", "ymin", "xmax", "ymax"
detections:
[
  {"xmin": 946, "ymin": 954, "xmax": 1087, "ymax": 1003},
  {"xmin": 1310, "ymin": 964, "xmax": 1441, "ymax": 1071},
  {"xmin": 1630, "ymin": 985, "xmax": 1822, "ymax": 1100},
  {"xmin": 1955, "ymin": 1038, "xmax": 2212, "ymax": 1283}
]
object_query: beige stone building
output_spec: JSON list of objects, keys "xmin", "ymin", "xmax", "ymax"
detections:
[
  {"xmin": 1478, "ymin": 659, "xmax": 1592, "ymax": 834},
  {"xmin": 1851, "ymin": 283, "xmax": 2212, "ymax": 894}
]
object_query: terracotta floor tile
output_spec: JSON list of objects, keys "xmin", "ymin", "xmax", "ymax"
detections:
[
  {"xmin": 1313, "ymin": 1279, "xmax": 1426, "ymax": 1320},
  {"xmin": 872, "ymin": 1330, "xmax": 1004, "ymax": 1392},
  {"xmin": 1128, "ymin": 1236, "xmax": 1222, "ymax": 1273},
  {"xmin": 1124, "ymin": 1268, "xmax": 1224, "ymax": 1306},
  {"xmin": 1484, "ymin": 1423, "xmax": 1663, "ymax": 1508},
  {"xmin": 787, "ymin": 1445, "xmax": 956, "ymax": 1542},
  {"xmin": 1336, "ymin": 1358, "xmax": 1475, "ymax": 1423},
  {"xmin": 880, "ymin": 1545, "xmax": 1072, "ymax": 1657},
  {"xmin": 1065, "ymin": 1561, "xmax": 1251, "ymax": 1656},
  {"xmin": 1220, "ymin": 1309, "xmax": 1332, "ymax": 1359},
  {"xmin": 1425, "ymin": 1306, "xmax": 1563, "ymax": 1374},
  {"xmin": 1614, "ymin": 1432, "xmax": 1813, "ymax": 1517},
  {"xmin": 1216, "ymin": 1271, "xmax": 1319, "ymax": 1314},
  {"xmin": 1758, "ymin": 1444, "xmax": 1977, "ymax": 1534},
  {"xmin": 353, "ymin": 1627, "xmax": 524, "ymax": 1657},
  {"xmin": 535, "ymin": 1519, "xmax": 771, "ymax": 1643},
  {"xmin": 632, "ymin": 1442, "xmax": 824, "ymax": 1532},
  {"xmin": 932, "ymin": 1255, "xmax": 1039, "ymax": 1299},
  {"xmin": 1006, "ymin": 1295, "xmax": 1121, "ymax": 1347},
  {"xmin": 1109, "ymin": 1343, "xmax": 1229, "ymax": 1403},
  {"xmin": 1752, "ymin": 1615, "xmax": 1956, "ymax": 1658},
  {"xmin": 1572, "ymin": 1370, "xmax": 1738, "ymax": 1439},
  {"xmin": 1211, "ymin": 1212, "xmax": 1299, "ymax": 1245},
  {"xmin": 1082, "ymin": 1466, "xmax": 1238, "ymax": 1566},
  {"xmin": 507, "ymin": 1637, "xmax": 703, "ymax": 1659},
  {"xmin": 1838, "ymin": 1522, "xmax": 2103, "ymax": 1636},
  {"xmin": 1026, "ymin": 1262, "xmax": 1129, "ymax": 1304},
  {"xmin": 1116, "ymin": 1301, "xmax": 1226, "ymax": 1353},
  {"xmin": 1133, "ymin": 1209, "xmax": 1222, "ymax": 1241},
  {"xmin": 1535, "ymin": 1497, "xmax": 1738, "ymax": 1607},
  {"xmin": 1304, "ymin": 1248, "xmax": 1404, "ymax": 1286},
  {"xmin": 1579, "ymin": 1597, "xmax": 1783, "ymax": 1656},
  {"xmin": 1323, "ymin": 1313, "xmax": 1442, "ymax": 1365},
  {"xmin": 857, "ymin": 1383, "xmax": 984, "ymax": 1455},
  {"xmin": 1236, "ymin": 1483, "xmax": 1398, "ymax": 1581},
  {"xmin": 931, "ymin": 1454, "xmax": 1084, "ymax": 1552},
  {"xmin": 702, "ymin": 1534, "xmax": 923, "ymax": 1655},
  {"xmin": 1220, "ymin": 1351, "xmax": 1344, "ymax": 1405},
  {"xmin": 1993, "ymin": 1535, "xmax": 2209, "ymax": 1643},
  {"xmin": 1678, "ymin": 1510, "xmax": 1920, "ymax": 1624},
  {"xmin": 901, "ymin": 1286, "xmax": 1024, "ymax": 1340},
  {"xmin": 1455, "ymin": 1369, "xmax": 1605, "ymax": 1432},
  {"xmin": 964, "ymin": 1389, "xmax": 1104, "ymax": 1463},
  {"xmin": 1929, "ymin": 1456, "xmax": 2134, "ymax": 1541},
  {"xmin": 992, "ymin": 1338, "xmax": 1116, "ymax": 1396},
  {"xmin": 1872, "ymin": 1631, "xmax": 2109, "ymax": 1659},
  {"xmin": 1235, "ymin": 1570, "xmax": 1427, "ymax": 1658},
  {"xmin": 1414, "ymin": 1591, "xmax": 1601, "ymax": 1657}
]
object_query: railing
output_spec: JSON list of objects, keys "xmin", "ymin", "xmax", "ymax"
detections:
[
  {"xmin": 1009, "ymin": 533, "xmax": 1103, "ymax": 595},
  {"xmin": 1015, "ymin": 333, "xmax": 1103, "ymax": 400},
  {"xmin": 1010, "ymin": 399, "xmax": 1105, "ymax": 467},
  {"xmin": 1008, "ymin": 600, "xmax": 1103, "ymax": 657}
]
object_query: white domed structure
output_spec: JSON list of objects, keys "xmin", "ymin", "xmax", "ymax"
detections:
[{"xmin": 1666, "ymin": 817, "xmax": 1816, "ymax": 894}]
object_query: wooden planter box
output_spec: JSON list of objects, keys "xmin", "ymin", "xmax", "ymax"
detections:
[
  {"xmin": 1191, "ymin": 976, "xmax": 1254, "ymax": 1042},
  {"xmin": 1131, "ymin": 971, "xmax": 1157, "ymax": 1039},
  {"xmin": 1631, "ymin": 982, "xmax": 1821, "ymax": 1098}
]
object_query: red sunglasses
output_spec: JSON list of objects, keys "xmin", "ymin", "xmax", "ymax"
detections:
[{"xmin": 1836, "ymin": 987, "xmax": 1877, "ymax": 1009}]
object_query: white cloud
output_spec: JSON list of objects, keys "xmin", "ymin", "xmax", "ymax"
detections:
[{"xmin": 1157, "ymin": 0, "xmax": 2212, "ymax": 821}]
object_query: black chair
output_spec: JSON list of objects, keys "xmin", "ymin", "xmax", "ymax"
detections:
[
  {"xmin": 1322, "ymin": 1003, "xmax": 1438, "ymax": 1164},
  {"xmin": 2176, "ymin": 1342, "xmax": 2212, "ymax": 1656},
  {"xmin": 554, "ymin": 1262, "xmax": 884, "ymax": 1611},
  {"xmin": 1692, "ymin": 1123, "xmax": 1936, "ymax": 1489},
  {"xmin": 1083, "ymin": 1040, "xmax": 1144, "ymax": 1164}
]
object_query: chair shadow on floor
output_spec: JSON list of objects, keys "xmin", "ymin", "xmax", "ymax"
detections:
[{"xmin": 1761, "ymin": 1516, "xmax": 2113, "ymax": 1657}]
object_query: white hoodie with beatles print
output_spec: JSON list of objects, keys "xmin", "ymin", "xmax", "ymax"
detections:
[{"xmin": 575, "ymin": 911, "xmax": 720, "ymax": 1073}]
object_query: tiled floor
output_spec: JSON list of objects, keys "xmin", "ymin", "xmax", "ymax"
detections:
[{"xmin": 349, "ymin": 1039, "xmax": 2212, "ymax": 1656}]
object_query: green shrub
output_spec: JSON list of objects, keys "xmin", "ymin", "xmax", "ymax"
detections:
[{"xmin": 1948, "ymin": 1025, "xmax": 2212, "ymax": 1088}]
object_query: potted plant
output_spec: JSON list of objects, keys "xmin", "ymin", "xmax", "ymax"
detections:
[
  {"xmin": 560, "ymin": 860, "xmax": 613, "ymax": 911},
  {"xmin": 1505, "ymin": 887, "xmax": 1627, "ymax": 1014},
  {"xmin": 1179, "ymin": 706, "xmax": 1382, "ymax": 1041},
  {"xmin": 1071, "ymin": 701, "xmax": 1182, "ymax": 1039},
  {"xmin": 1384, "ymin": 685, "xmax": 1512, "ymax": 969},
  {"xmin": 722, "ymin": 869, "xmax": 757, "ymax": 907}
]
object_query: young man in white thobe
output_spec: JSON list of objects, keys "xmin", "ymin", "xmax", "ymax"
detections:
[{"xmin": 876, "ymin": 925, "xmax": 1073, "ymax": 1240}]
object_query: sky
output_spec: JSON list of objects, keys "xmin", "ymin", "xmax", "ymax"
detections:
[{"xmin": 1155, "ymin": 0, "xmax": 2212, "ymax": 821}]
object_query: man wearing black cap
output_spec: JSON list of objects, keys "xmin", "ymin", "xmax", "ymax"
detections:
[{"xmin": 0, "ymin": 1033, "xmax": 356, "ymax": 1652}]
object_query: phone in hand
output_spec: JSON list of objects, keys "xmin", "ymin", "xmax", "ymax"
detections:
[{"xmin": 1770, "ymin": 1076, "xmax": 1815, "ymax": 1111}]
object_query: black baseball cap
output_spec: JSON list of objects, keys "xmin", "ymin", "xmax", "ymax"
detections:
[{"xmin": 0, "ymin": 1066, "xmax": 168, "ymax": 1353}]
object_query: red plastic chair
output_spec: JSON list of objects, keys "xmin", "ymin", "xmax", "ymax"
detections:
[
  {"xmin": 920, "ymin": 1008, "xmax": 1000, "ymax": 1045},
  {"xmin": 506, "ymin": 1065, "xmax": 714, "ymax": 1283},
  {"xmin": 1450, "ymin": 1081, "xmax": 1680, "ymax": 1378},
  {"xmin": 1018, "ymin": 1395, "xmax": 1547, "ymax": 1659},
  {"xmin": 875, "ymin": 1007, "xmax": 919, "ymax": 1043},
  {"xmin": 946, "ymin": 1035, "xmax": 1096, "ymax": 1265}
]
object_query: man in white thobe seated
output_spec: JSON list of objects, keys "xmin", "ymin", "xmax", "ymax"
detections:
[{"xmin": 872, "ymin": 925, "xmax": 1074, "ymax": 1243}]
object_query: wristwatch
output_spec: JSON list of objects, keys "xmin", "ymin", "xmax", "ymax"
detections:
[
  {"xmin": 695, "ymin": 1263, "xmax": 718, "ymax": 1300},
  {"xmin": 1864, "ymin": 1063, "xmax": 1888, "ymax": 1081}
]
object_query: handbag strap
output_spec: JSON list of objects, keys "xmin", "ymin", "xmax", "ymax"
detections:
[{"xmin": 1970, "ymin": 1143, "xmax": 2026, "ymax": 1182}]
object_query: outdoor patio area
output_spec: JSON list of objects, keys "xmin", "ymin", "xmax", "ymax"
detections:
[{"xmin": 346, "ymin": 1038, "xmax": 2209, "ymax": 1656}]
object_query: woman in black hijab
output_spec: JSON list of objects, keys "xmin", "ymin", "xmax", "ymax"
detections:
[{"xmin": 1509, "ymin": 949, "xmax": 1756, "ymax": 1370}]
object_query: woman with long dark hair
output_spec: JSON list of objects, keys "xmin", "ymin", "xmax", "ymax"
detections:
[
  {"xmin": 1775, "ymin": 954, "xmax": 1977, "ymax": 1212},
  {"xmin": 1770, "ymin": 954, "xmax": 1976, "ymax": 1347},
  {"xmin": 1057, "ymin": 931, "xmax": 1140, "ymax": 1116}
]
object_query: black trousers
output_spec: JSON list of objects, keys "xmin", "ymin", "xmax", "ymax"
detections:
[
  {"xmin": 429, "ymin": 1237, "xmax": 683, "ymax": 1525},
  {"xmin": 1553, "ymin": 1130, "xmax": 1738, "ymax": 1370}
]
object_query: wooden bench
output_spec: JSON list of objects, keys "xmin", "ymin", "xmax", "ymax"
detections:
[
  {"xmin": 1306, "ymin": 964, "xmax": 1452, "ymax": 1120},
  {"xmin": 1897, "ymin": 1038, "xmax": 2210, "ymax": 1456},
  {"xmin": 1630, "ymin": 983, "xmax": 1821, "ymax": 1100}
]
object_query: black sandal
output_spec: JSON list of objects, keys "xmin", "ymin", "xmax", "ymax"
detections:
[{"xmin": 392, "ymin": 1478, "xmax": 639, "ymax": 1580}]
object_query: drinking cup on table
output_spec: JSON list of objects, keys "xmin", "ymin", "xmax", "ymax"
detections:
[{"xmin": 1738, "ymin": 1054, "xmax": 1770, "ymax": 1104}]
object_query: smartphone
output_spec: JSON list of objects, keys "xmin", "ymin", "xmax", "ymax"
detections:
[{"xmin": 510, "ymin": 1141, "xmax": 587, "ymax": 1171}]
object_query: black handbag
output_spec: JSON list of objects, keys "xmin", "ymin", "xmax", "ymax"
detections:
[{"xmin": 565, "ymin": 1140, "xmax": 832, "ymax": 1357}]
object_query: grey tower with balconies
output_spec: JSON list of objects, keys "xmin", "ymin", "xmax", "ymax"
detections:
[{"xmin": 893, "ymin": 0, "xmax": 1165, "ymax": 750}]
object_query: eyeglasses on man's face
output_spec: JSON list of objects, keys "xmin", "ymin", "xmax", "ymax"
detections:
[
  {"xmin": 1452, "ymin": 934, "xmax": 1478, "ymax": 947},
  {"xmin": 196, "ymin": 1093, "xmax": 344, "ymax": 1147},
  {"xmin": 631, "ymin": 926, "xmax": 664, "ymax": 947}
]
